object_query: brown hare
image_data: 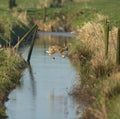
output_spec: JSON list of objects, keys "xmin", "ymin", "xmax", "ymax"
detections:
[{"xmin": 46, "ymin": 45, "xmax": 68, "ymax": 59}]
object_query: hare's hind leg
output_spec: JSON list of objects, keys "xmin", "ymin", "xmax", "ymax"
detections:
[{"xmin": 50, "ymin": 53, "xmax": 55, "ymax": 59}]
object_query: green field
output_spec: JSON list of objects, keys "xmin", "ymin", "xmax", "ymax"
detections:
[{"xmin": 1, "ymin": 0, "xmax": 120, "ymax": 28}]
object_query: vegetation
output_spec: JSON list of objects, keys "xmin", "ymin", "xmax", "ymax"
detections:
[
  {"xmin": 0, "ymin": 48, "xmax": 26, "ymax": 118},
  {"xmin": 68, "ymin": 19, "xmax": 120, "ymax": 119},
  {"xmin": 1, "ymin": 0, "xmax": 120, "ymax": 45},
  {"xmin": 0, "ymin": 0, "xmax": 120, "ymax": 119}
]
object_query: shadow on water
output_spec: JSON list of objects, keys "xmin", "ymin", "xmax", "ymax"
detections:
[
  {"xmin": 5, "ymin": 32, "xmax": 83, "ymax": 119},
  {"xmin": 28, "ymin": 64, "xmax": 36, "ymax": 98}
]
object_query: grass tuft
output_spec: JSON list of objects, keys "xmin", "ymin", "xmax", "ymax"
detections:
[{"xmin": 0, "ymin": 48, "xmax": 27, "ymax": 117}]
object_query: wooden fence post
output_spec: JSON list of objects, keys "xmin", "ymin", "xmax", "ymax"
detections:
[
  {"xmin": 43, "ymin": 7, "xmax": 46, "ymax": 22},
  {"xmin": 13, "ymin": 24, "xmax": 37, "ymax": 50},
  {"xmin": 104, "ymin": 19, "xmax": 109, "ymax": 58},
  {"xmin": 116, "ymin": 28, "xmax": 120, "ymax": 65},
  {"xmin": 27, "ymin": 26, "xmax": 38, "ymax": 63}
]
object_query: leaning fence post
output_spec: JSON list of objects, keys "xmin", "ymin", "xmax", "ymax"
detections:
[
  {"xmin": 116, "ymin": 28, "xmax": 120, "ymax": 65},
  {"xmin": 13, "ymin": 24, "xmax": 37, "ymax": 50},
  {"xmin": 27, "ymin": 26, "xmax": 38, "ymax": 63},
  {"xmin": 104, "ymin": 18, "xmax": 109, "ymax": 58}
]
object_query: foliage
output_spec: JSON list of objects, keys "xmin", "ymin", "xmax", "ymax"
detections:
[
  {"xmin": 69, "ymin": 22, "xmax": 120, "ymax": 119},
  {"xmin": 0, "ymin": 48, "xmax": 27, "ymax": 117}
]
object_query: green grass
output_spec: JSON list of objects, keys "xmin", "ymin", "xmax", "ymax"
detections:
[
  {"xmin": 1, "ymin": 0, "xmax": 120, "ymax": 26},
  {"xmin": 86, "ymin": 0, "xmax": 120, "ymax": 27},
  {"xmin": 24, "ymin": 0, "xmax": 120, "ymax": 28},
  {"xmin": 106, "ymin": 95, "xmax": 120, "ymax": 119},
  {"xmin": 0, "ymin": 48, "xmax": 26, "ymax": 118},
  {"xmin": 60, "ymin": 0, "xmax": 120, "ymax": 27},
  {"xmin": 0, "ymin": 0, "xmax": 120, "ymax": 39}
]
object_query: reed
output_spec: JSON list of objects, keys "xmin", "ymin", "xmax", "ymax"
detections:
[
  {"xmin": 0, "ymin": 48, "xmax": 27, "ymax": 117},
  {"xmin": 69, "ymin": 22, "xmax": 120, "ymax": 119}
]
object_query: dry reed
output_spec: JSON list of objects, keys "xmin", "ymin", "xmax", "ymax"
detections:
[
  {"xmin": 75, "ymin": 21, "xmax": 118, "ymax": 77},
  {"xmin": 71, "ymin": 21, "xmax": 120, "ymax": 119},
  {"xmin": 12, "ymin": 10, "xmax": 29, "ymax": 25}
]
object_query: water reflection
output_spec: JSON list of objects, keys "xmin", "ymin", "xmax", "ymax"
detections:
[
  {"xmin": 38, "ymin": 32, "xmax": 77, "ymax": 38},
  {"xmin": 5, "ymin": 32, "xmax": 81, "ymax": 119},
  {"xmin": 28, "ymin": 64, "xmax": 36, "ymax": 99},
  {"xmin": 48, "ymin": 88, "xmax": 69, "ymax": 119}
]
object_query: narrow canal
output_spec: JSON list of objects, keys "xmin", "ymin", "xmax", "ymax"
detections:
[{"xmin": 5, "ymin": 32, "xmax": 82, "ymax": 119}]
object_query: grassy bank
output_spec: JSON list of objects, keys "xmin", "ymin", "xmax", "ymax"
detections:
[
  {"xmin": 0, "ymin": 48, "xmax": 26, "ymax": 118},
  {"xmin": 68, "ymin": 22, "xmax": 120, "ymax": 119},
  {"xmin": 0, "ymin": 0, "xmax": 30, "ymax": 46},
  {"xmin": 25, "ymin": 0, "xmax": 120, "ymax": 28}
]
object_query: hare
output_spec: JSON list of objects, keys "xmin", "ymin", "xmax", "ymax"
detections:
[{"xmin": 46, "ymin": 45, "xmax": 68, "ymax": 59}]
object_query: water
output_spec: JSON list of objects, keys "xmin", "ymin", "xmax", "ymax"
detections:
[
  {"xmin": 5, "ymin": 32, "xmax": 82, "ymax": 119},
  {"xmin": 38, "ymin": 32, "xmax": 77, "ymax": 37}
]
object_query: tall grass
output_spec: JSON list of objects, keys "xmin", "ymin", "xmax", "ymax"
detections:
[
  {"xmin": 68, "ymin": 21, "xmax": 120, "ymax": 119},
  {"xmin": 0, "ymin": 48, "xmax": 26, "ymax": 117}
]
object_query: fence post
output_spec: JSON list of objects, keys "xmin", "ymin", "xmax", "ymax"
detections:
[
  {"xmin": 13, "ymin": 24, "xmax": 37, "ymax": 50},
  {"xmin": 43, "ymin": 7, "xmax": 46, "ymax": 22},
  {"xmin": 104, "ymin": 19, "xmax": 109, "ymax": 58},
  {"xmin": 27, "ymin": 26, "xmax": 38, "ymax": 63},
  {"xmin": 116, "ymin": 28, "xmax": 120, "ymax": 65}
]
